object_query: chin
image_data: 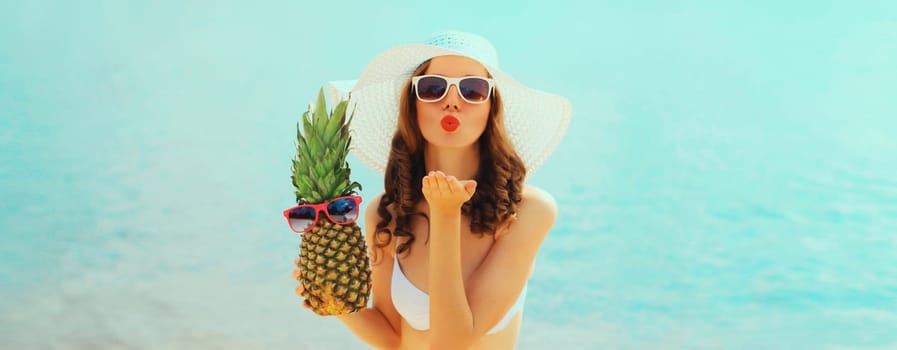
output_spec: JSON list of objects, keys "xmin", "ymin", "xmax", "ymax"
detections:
[{"xmin": 423, "ymin": 127, "xmax": 482, "ymax": 149}]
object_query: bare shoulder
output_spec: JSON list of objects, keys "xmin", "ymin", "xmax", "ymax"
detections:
[
  {"xmin": 363, "ymin": 192, "xmax": 386, "ymax": 225},
  {"xmin": 518, "ymin": 184, "xmax": 558, "ymax": 226},
  {"xmin": 503, "ymin": 184, "xmax": 557, "ymax": 241},
  {"xmin": 364, "ymin": 192, "xmax": 398, "ymax": 229},
  {"xmin": 363, "ymin": 192, "xmax": 395, "ymax": 262},
  {"xmin": 521, "ymin": 184, "xmax": 557, "ymax": 206}
]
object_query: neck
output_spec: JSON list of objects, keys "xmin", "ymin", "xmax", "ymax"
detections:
[{"xmin": 423, "ymin": 143, "xmax": 480, "ymax": 181}]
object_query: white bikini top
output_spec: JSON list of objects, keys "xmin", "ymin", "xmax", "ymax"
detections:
[{"xmin": 391, "ymin": 257, "xmax": 527, "ymax": 335}]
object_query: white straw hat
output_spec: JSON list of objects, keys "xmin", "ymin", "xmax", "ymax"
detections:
[{"xmin": 327, "ymin": 30, "xmax": 572, "ymax": 175}]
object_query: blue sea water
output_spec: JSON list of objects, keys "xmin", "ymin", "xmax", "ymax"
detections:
[{"xmin": 2, "ymin": 1, "xmax": 896, "ymax": 349}]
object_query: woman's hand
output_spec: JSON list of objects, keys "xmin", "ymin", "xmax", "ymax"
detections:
[
  {"xmin": 293, "ymin": 258, "xmax": 313, "ymax": 310},
  {"xmin": 422, "ymin": 170, "xmax": 477, "ymax": 213}
]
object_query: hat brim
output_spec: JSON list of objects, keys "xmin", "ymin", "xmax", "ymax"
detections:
[{"xmin": 329, "ymin": 44, "xmax": 572, "ymax": 175}]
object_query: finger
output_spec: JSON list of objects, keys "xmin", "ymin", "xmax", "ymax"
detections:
[
  {"xmin": 435, "ymin": 173, "xmax": 447, "ymax": 192},
  {"xmin": 422, "ymin": 175, "xmax": 432, "ymax": 190},
  {"xmin": 446, "ymin": 175, "xmax": 459, "ymax": 194},
  {"xmin": 425, "ymin": 173, "xmax": 437, "ymax": 191},
  {"xmin": 463, "ymin": 180, "xmax": 477, "ymax": 196}
]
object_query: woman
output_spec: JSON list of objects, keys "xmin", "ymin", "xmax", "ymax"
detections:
[{"xmin": 293, "ymin": 31, "xmax": 571, "ymax": 350}]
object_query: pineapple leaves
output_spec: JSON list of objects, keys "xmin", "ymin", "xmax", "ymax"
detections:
[
  {"xmin": 295, "ymin": 123, "xmax": 314, "ymax": 162},
  {"xmin": 314, "ymin": 88, "xmax": 328, "ymax": 136},
  {"xmin": 291, "ymin": 86, "xmax": 360, "ymax": 203},
  {"xmin": 324, "ymin": 100, "xmax": 348, "ymax": 144}
]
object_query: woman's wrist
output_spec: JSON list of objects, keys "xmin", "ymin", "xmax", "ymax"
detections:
[{"xmin": 429, "ymin": 206, "xmax": 463, "ymax": 219}]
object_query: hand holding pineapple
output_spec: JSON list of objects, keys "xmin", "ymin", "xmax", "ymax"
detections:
[{"xmin": 421, "ymin": 170, "xmax": 477, "ymax": 212}]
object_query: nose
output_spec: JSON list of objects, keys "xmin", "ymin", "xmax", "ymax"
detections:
[{"xmin": 442, "ymin": 83, "xmax": 462, "ymax": 111}]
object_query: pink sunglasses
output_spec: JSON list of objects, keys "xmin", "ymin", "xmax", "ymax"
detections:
[{"xmin": 282, "ymin": 195, "xmax": 362, "ymax": 234}]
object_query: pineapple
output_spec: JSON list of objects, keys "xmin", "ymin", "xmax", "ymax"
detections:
[{"xmin": 291, "ymin": 88, "xmax": 370, "ymax": 316}]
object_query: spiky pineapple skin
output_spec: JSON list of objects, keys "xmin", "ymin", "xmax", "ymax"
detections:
[{"xmin": 298, "ymin": 219, "xmax": 371, "ymax": 315}]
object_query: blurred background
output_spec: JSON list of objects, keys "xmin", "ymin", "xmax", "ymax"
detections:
[{"xmin": 1, "ymin": 1, "xmax": 896, "ymax": 349}]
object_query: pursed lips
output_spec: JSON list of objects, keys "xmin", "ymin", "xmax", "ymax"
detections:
[{"xmin": 440, "ymin": 115, "xmax": 460, "ymax": 132}]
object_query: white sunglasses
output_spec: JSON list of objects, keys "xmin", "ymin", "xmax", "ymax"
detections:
[{"xmin": 411, "ymin": 74, "xmax": 495, "ymax": 104}]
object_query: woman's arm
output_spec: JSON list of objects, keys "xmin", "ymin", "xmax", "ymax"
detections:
[
  {"xmin": 425, "ymin": 177, "xmax": 555, "ymax": 350},
  {"xmin": 294, "ymin": 269, "xmax": 398, "ymax": 350},
  {"xmin": 421, "ymin": 172, "xmax": 477, "ymax": 349},
  {"xmin": 428, "ymin": 207, "xmax": 475, "ymax": 350},
  {"xmin": 464, "ymin": 186, "xmax": 555, "ymax": 335},
  {"xmin": 335, "ymin": 307, "xmax": 399, "ymax": 350}
]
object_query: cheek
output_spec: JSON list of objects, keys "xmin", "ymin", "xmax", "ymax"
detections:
[
  {"xmin": 415, "ymin": 102, "xmax": 436, "ymax": 128},
  {"xmin": 471, "ymin": 105, "xmax": 491, "ymax": 129}
]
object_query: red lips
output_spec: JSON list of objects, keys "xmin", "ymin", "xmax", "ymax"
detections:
[{"xmin": 440, "ymin": 115, "xmax": 460, "ymax": 132}]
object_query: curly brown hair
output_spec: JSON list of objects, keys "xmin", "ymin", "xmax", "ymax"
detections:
[{"xmin": 371, "ymin": 59, "xmax": 526, "ymax": 263}]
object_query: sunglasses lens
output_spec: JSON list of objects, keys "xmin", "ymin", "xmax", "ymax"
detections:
[
  {"xmin": 288, "ymin": 206, "xmax": 316, "ymax": 232},
  {"xmin": 416, "ymin": 76, "xmax": 447, "ymax": 101},
  {"xmin": 459, "ymin": 78, "xmax": 491, "ymax": 102},
  {"xmin": 327, "ymin": 197, "xmax": 359, "ymax": 224}
]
